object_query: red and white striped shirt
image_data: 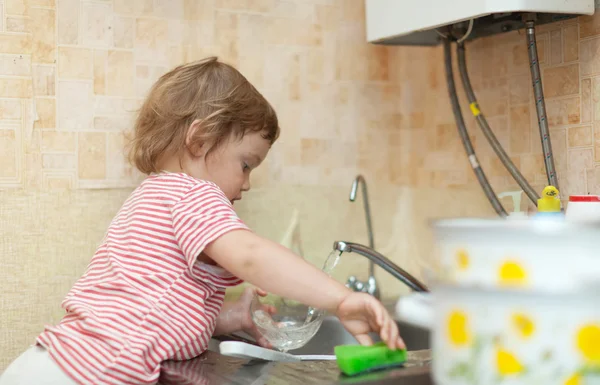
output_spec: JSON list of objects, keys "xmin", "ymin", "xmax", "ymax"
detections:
[{"xmin": 37, "ymin": 172, "xmax": 248, "ymax": 385}]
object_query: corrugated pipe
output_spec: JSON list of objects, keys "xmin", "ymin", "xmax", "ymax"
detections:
[
  {"xmin": 526, "ymin": 20, "xmax": 560, "ymax": 191},
  {"xmin": 457, "ymin": 42, "xmax": 540, "ymax": 206},
  {"xmin": 443, "ymin": 38, "xmax": 507, "ymax": 217}
]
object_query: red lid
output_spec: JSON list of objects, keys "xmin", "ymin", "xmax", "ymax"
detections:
[{"xmin": 569, "ymin": 195, "xmax": 600, "ymax": 202}]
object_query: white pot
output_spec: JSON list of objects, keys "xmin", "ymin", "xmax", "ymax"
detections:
[
  {"xmin": 396, "ymin": 287, "xmax": 600, "ymax": 385},
  {"xmin": 566, "ymin": 196, "xmax": 600, "ymax": 225},
  {"xmin": 432, "ymin": 219, "xmax": 600, "ymax": 292}
]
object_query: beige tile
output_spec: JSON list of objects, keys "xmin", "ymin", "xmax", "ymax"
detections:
[
  {"xmin": 550, "ymin": 29, "xmax": 562, "ymax": 66},
  {"xmin": 106, "ymin": 50, "xmax": 134, "ymax": 96},
  {"xmin": 508, "ymin": 75, "xmax": 530, "ymax": 105},
  {"xmin": 154, "ymin": 0, "xmax": 184, "ymax": 18},
  {"xmin": 135, "ymin": 0, "xmax": 154, "ymax": 16},
  {"xmin": 183, "ymin": 0, "xmax": 213, "ymax": 21},
  {"xmin": 42, "ymin": 154, "xmax": 76, "ymax": 170},
  {"xmin": 58, "ymin": 47, "xmax": 92, "ymax": 79},
  {"xmin": 114, "ymin": 0, "xmax": 135, "ymax": 15},
  {"xmin": 41, "ymin": 131, "xmax": 75, "ymax": 152},
  {"xmin": 563, "ymin": 25, "xmax": 579, "ymax": 63},
  {"xmin": 0, "ymin": 54, "xmax": 31, "ymax": 76},
  {"xmin": 367, "ymin": 45, "xmax": 389, "ymax": 82},
  {"xmin": 215, "ymin": 0, "xmax": 274, "ymax": 13},
  {"xmin": 34, "ymin": 98, "xmax": 55, "ymax": 129},
  {"xmin": 316, "ymin": 5, "xmax": 338, "ymax": 31},
  {"xmin": 547, "ymin": 97, "xmax": 580, "ymax": 127},
  {"xmin": 57, "ymin": 0, "xmax": 78, "ymax": 45},
  {"xmin": 568, "ymin": 147, "xmax": 593, "ymax": 172},
  {"xmin": 33, "ymin": 65, "xmax": 55, "ymax": 96},
  {"xmin": 568, "ymin": 126, "xmax": 592, "ymax": 147},
  {"xmin": 582, "ymin": 78, "xmax": 592, "ymax": 123},
  {"xmin": 0, "ymin": 99, "xmax": 22, "ymax": 119},
  {"xmin": 581, "ymin": 37, "xmax": 600, "ymax": 76},
  {"xmin": 31, "ymin": 8, "xmax": 55, "ymax": 63},
  {"xmin": 580, "ymin": 14, "xmax": 600, "ymax": 39},
  {"xmin": 80, "ymin": 2, "xmax": 112, "ymax": 47},
  {"xmin": 542, "ymin": 64, "xmax": 579, "ymax": 98},
  {"xmin": 593, "ymin": 77, "xmax": 600, "ymax": 121},
  {"xmin": 0, "ymin": 78, "xmax": 32, "ymax": 98},
  {"xmin": 586, "ymin": 166, "xmax": 600, "ymax": 194},
  {"xmin": 113, "ymin": 16, "xmax": 134, "ymax": 49},
  {"xmin": 31, "ymin": 0, "xmax": 55, "ymax": 6},
  {"xmin": 106, "ymin": 132, "xmax": 132, "ymax": 180},
  {"xmin": 594, "ymin": 122, "xmax": 600, "ymax": 162},
  {"xmin": 78, "ymin": 132, "xmax": 106, "ymax": 180},
  {"xmin": 0, "ymin": 129, "xmax": 17, "ymax": 178},
  {"xmin": 135, "ymin": 18, "xmax": 168, "ymax": 61},
  {"xmin": 6, "ymin": 0, "xmax": 29, "ymax": 16},
  {"xmin": 519, "ymin": 154, "xmax": 545, "ymax": 181},
  {"xmin": 6, "ymin": 16, "xmax": 31, "ymax": 33},
  {"xmin": 267, "ymin": 18, "xmax": 322, "ymax": 46},
  {"xmin": 93, "ymin": 50, "xmax": 106, "ymax": 95},
  {"xmin": 0, "ymin": 34, "xmax": 32, "ymax": 54},
  {"xmin": 510, "ymin": 105, "xmax": 531, "ymax": 154},
  {"xmin": 57, "ymin": 81, "xmax": 93, "ymax": 130}
]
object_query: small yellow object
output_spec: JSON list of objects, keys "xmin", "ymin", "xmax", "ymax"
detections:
[
  {"xmin": 447, "ymin": 311, "xmax": 470, "ymax": 346},
  {"xmin": 576, "ymin": 324, "xmax": 600, "ymax": 363},
  {"xmin": 456, "ymin": 249, "xmax": 469, "ymax": 270},
  {"xmin": 564, "ymin": 373, "xmax": 581, "ymax": 385},
  {"xmin": 537, "ymin": 185, "xmax": 561, "ymax": 212},
  {"xmin": 498, "ymin": 261, "xmax": 528, "ymax": 286},
  {"xmin": 496, "ymin": 348, "xmax": 524, "ymax": 375},
  {"xmin": 469, "ymin": 102, "xmax": 481, "ymax": 117},
  {"xmin": 512, "ymin": 313, "xmax": 535, "ymax": 339}
]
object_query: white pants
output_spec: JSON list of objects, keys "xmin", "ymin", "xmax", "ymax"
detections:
[{"xmin": 0, "ymin": 346, "xmax": 77, "ymax": 385}]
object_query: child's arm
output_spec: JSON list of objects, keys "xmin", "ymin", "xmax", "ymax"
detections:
[
  {"xmin": 204, "ymin": 229, "xmax": 349, "ymax": 313},
  {"xmin": 204, "ymin": 229, "xmax": 405, "ymax": 349}
]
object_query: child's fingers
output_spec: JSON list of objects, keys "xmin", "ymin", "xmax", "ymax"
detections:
[
  {"xmin": 396, "ymin": 336, "xmax": 406, "ymax": 350},
  {"xmin": 355, "ymin": 334, "xmax": 374, "ymax": 346},
  {"xmin": 256, "ymin": 288, "xmax": 268, "ymax": 297},
  {"xmin": 387, "ymin": 321, "xmax": 399, "ymax": 351}
]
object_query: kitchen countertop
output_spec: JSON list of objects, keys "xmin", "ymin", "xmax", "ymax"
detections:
[{"xmin": 158, "ymin": 349, "xmax": 433, "ymax": 385}]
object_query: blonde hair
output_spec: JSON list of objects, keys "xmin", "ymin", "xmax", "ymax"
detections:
[{"xmin": 128, "ymin": 57, "xmax": 280, "ymax": 174}]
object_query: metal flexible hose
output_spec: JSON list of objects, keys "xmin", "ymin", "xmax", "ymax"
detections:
[
  {"xmin": 443, "ymin": 38, "xmax": 507, "ymax": 217},
  {"xmin": 457, "ymin": 42, "xmax": 539, "ymax": 206}
]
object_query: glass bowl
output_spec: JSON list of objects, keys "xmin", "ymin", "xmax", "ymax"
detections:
[{"xmin": 250, "ymin": 294, "xmax": 326, "ymax": 352}]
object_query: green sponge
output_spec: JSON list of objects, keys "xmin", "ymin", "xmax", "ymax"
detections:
[{"xmin": 334, "ymin": 342, "xmax": 407, "ymax": 376}]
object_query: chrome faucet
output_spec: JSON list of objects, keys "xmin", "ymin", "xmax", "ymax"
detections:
[
  {"xmin": 335, "ymin": 241, "xmax": 429, "ymax": 293},
  {"xmin": 347, "ymin": 175, "xmax": 380, "ymax": 298}
]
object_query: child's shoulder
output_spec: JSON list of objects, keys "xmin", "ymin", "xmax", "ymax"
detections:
[{"xmin": 142, "ymin": 172, "xmax": 222, "ymax": 196}]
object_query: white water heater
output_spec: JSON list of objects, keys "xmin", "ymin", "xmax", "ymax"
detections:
[{"xmin": 365, "ymin": 0, "xmax": 594, "ymax": 45}]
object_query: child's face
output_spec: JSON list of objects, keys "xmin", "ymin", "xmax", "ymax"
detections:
[{"xmin": 191, "ymin": 131, "xmax": 270, "ymax": 203}]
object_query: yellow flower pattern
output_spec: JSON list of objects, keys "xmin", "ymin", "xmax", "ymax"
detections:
[
  {"xmin": 512, "ymin": 313, "xmax": 535, "ymax": 339},
  {"xmin": 447, "ymin": 311, "xmax": 470, "ymax": 346},
  {"xmin": 496, "ymin": 348, "xmax": 524, "ymax": 375},
  {"xmin": 498, "ymin": 260, "xmax": 528, "ymax": 286},
  {"xmin": 576, "ymin": 324, "xmax": 600, "ymax": 363},
  {"xmin": 456, "ymin": 249, "xmax": 469, "ymax": 271},
  {"xmin": 564, "ymin": 373, "xmax": 581, "ymax": 385}
]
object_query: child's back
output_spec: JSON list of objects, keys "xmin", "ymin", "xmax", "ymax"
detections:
[{"xmin": 38, "ymin": 172, "xmax": 246, "ymax": 383}]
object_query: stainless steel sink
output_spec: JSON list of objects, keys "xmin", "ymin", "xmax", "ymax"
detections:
[
  {"xmin": 289, "ymin": 316, "xmax": 430, "ymax": 355},
  {"xmin": 210, "ymin": 315, "xmax": 430, "ymax": 355}
]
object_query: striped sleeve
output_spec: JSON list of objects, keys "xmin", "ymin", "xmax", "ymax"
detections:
[{"xmin": 171, "ymin": 182, "xmax": 248, "ymax": 278}]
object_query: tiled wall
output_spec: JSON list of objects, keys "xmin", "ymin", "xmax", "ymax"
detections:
[{"xmin": 2, "ymin": 0, "xmax": 599, "ymax": 370}]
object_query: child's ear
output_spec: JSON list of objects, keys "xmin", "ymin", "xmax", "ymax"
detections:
[{"xmin": 185, "ymin": 119, "xmax": 206, "ymax": 157}]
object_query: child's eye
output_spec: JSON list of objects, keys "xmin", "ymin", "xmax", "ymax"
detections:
[{"xmin": 242, "ymin": 162, "xmax": 249, "ymax": 171}]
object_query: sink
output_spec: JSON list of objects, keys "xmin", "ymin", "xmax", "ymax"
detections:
[
  {"xmin": 210, "ymin": 316, "xmax": 430, "ymax": 355},
  {"xmin": 289, "ymin": 316, "xmax": 430, "ymax": 355}
]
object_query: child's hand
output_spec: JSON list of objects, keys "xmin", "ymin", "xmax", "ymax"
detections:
[
  {"xmin": 335, "ymin": 292, "xmax": 406, "ymax": 350},
  {"xmin": 236, "ymin": 287, "xmax": 276, "ymax": 348}
]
